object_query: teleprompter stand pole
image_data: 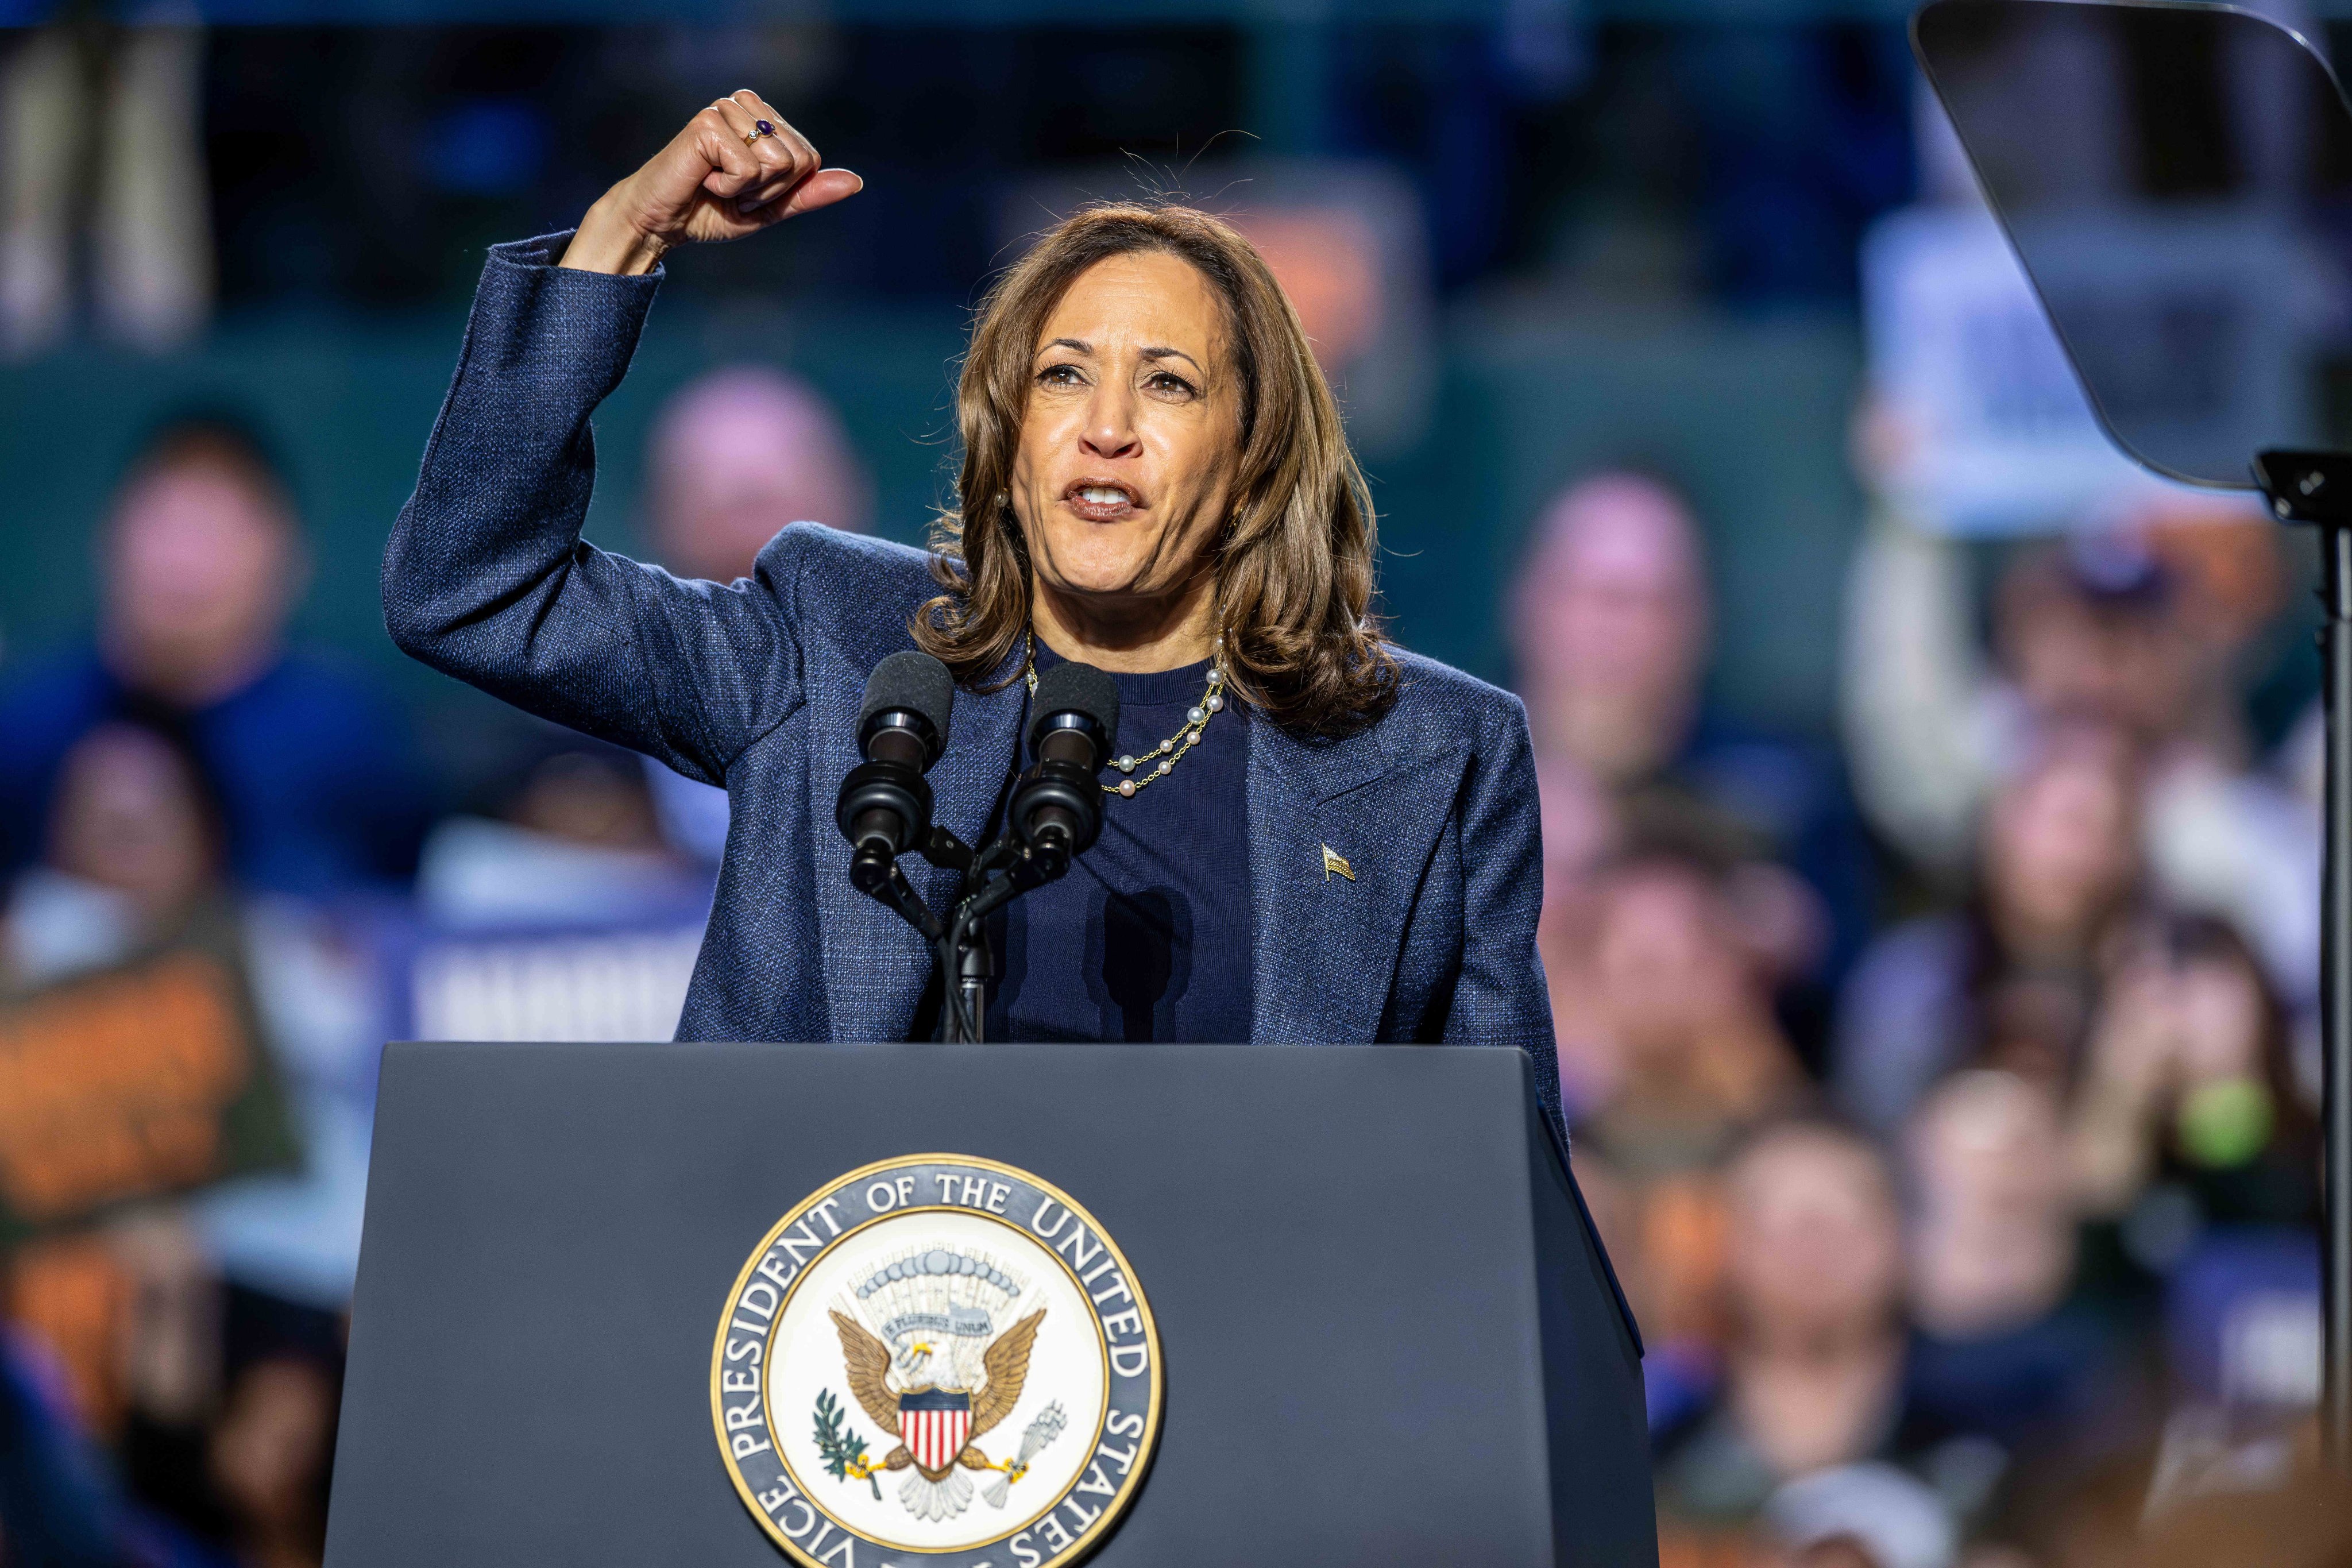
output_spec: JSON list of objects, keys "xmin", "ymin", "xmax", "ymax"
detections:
[{"xmin": 2254, "ymin": 450, "xmax": 2352, "ymax": 1466}]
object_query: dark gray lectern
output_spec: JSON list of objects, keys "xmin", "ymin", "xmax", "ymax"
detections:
[{"xmin": 325, "ymin": 1042, "xmax": 1654, "ymax": 1567}]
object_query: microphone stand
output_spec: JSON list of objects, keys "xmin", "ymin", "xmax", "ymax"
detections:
[{"xmin": 856, "ymin": 823, "xmax": 1055, "ymax": 1044}]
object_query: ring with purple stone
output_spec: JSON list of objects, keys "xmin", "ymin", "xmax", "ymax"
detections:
[{"xmin": 742, "ymin": 119, "xmax": 777, "ymax": 148}]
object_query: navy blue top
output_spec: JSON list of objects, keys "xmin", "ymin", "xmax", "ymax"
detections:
[{"xmin": 988, "ymin": 648, "xmax": 1254, "ymax": 1044}]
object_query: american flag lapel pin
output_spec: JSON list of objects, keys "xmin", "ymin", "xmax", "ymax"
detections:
[{"xmin": 1321, "ymin": 844, "xmax": 1355, "ymax": 882}]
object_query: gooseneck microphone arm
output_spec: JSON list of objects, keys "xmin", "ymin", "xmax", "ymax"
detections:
[
  {"xmin": 833, "ymin": 652, "xmax": 1119, "ymax": 1042},
  {"xmin": 835, "ymin": 651, "xmax": 955, "ymax": 944}
]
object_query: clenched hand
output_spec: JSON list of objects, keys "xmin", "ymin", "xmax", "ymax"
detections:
[{"xmin": 562, "ymin": 89, "xmax": 860, "ymax": 276}]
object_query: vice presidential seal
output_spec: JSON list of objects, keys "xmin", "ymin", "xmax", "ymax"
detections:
[{"xmin": 712, "ymin": 1155, "xmax": 1163, "ymax": 1568}]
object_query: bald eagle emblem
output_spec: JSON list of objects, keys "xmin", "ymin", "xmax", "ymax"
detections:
[
  {"xmin": 814, "ymin": 1246, "xmax": 1062, "ymax": 1522},
  {"xmin": 713, "ymin": 1157, "xmax": 1163, "ymax": 1566}
]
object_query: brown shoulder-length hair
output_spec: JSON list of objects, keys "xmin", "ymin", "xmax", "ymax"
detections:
[{"xmin": 913, "ymin": 202, "xmax": 1397, "ymax": 736}]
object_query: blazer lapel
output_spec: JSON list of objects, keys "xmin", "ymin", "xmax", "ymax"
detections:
[{"xmin": 1246, "ymin": 709, "xmax": 1471, "ymax": 1043}]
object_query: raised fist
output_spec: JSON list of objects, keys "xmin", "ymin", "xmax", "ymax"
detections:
[{"xmin": 562, "ymin": 90, "xmax": 861, "ymax": 276}]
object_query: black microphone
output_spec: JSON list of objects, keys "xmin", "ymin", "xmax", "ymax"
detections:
[
  {"xmin": 836, "ymin": 651, "xmax": 954, "ymax": 889},
  {"xmin": 1010, "ymin": 661, "xmax": 1119, "ymax": 879}
]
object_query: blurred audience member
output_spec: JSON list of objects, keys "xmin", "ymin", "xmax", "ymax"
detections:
[
  {"xmin": 1843, "ymin": 496, "xmax": 2316, "ymax": 1015},
  {"xmin": 637, "ymin": 365, "xmax": 872, "ymax": 863},
  {"xmin": 1903, "ymin": 1073, "xmax": 2121, "ymax": 1462},
  {"xmin": 5, "ymin": 715, "xmax": 226, "ymax": 986},
  {"xmin": 1653, "ymin": 1121, "xmax": 1942, "ymax": 1558},
  {"xmin": 1515, "ymin": 474, "xmax": 1710, "ymax": 796},
  {"xmin": 1516, "ymin": 472, "xmax": 1876, "ymax": 1074},
  {"xmin": 1560, "ymin": 828, "xmax": 1809, "ymax": 1436},
  {"xmin": 1564, "ymin": 832, "xmax": 1806, "ymax": 1158},
  {"xmin": 2, "ymin": 712, "xmax": 373, "ymax": 1566},
  {"xmin": 1834, "ymin": 723, "xmax": 2143, "ymax": 1137},
  {"xmin": 1909, "ymin": 1075, "xmax": 2075, "ymax": 1342},
  {"xmin": 0, "ymin": 415, "xmax": 431, "ymax": 899},
  {"xmin": 644, "ymin": 364, "xmax": 870, "ymax": 581},
  {"xmin": 415, "ymin": 732, "xmax": 710, "ymax": 928},
  {"xmin": 2067, "ymin": 916, "xmax": 2316, "ymax": 1235}
]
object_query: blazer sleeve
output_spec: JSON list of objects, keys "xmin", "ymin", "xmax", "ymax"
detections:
[
  {"xmin": 1442, "ymin": 695, "xmax": 1566, "ymax": 1137},
  {"xmin": 381, "ymin": 232, "xmax": 802, "ymax": 787}
]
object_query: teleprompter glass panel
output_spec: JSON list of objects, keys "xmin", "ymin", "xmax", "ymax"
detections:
[{"xmin": 1913, "ymin": 0, "xmax": 2352, "ymax": 487}]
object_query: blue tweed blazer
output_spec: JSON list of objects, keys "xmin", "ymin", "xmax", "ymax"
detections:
[{"xmin": 384, "ymin": 234, "xmax": 1561, "ymax": 1123}]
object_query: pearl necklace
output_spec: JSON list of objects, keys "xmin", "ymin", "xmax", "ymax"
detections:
[{"xmin": 1022, "ymin": 632, "xmax": 1227, "ymax": 798}]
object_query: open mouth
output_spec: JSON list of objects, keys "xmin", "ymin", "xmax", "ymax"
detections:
[{"xmin": 1064, "ymin": 479, "xmax": 1142, "ymax": 520}]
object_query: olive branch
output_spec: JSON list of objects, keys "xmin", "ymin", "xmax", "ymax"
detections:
[{"xmin": 812, "ymin": 1389, "xmax": 882, "ymax": 1500}]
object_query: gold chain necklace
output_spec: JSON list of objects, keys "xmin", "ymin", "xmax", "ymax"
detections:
[{"xmin": 1022, "ymin": 631, "xmax": 1227, "ymax": 798}]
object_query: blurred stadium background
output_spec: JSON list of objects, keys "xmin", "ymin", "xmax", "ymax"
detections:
[{"xmin": 2, "ymin": 3, "xmax": 2347, "ymax": 1566}]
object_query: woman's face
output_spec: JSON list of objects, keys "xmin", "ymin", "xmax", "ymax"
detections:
[
  {"xmin": 1592, "ymin": 863, "xmax": 1751, "ymax": 1056},
  {"xmin": 47, "ymin": 724, "xmax": 217, "ymax": 916},
  {"xmin": 1985, "ymin": 744, "xmax": 2138, "ymax": 946},
  {"xmin": 1009, "ymin": 252, "xmax": 1241, "ymax": 615}
]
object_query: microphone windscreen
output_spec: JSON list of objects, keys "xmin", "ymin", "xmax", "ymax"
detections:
[
  {"xmin": 859, "ymin": 650, "xmax": 955, "ymax": 747},
  {"xmin": 1030, "ymin": 659, "xmax": 1120, "ymax": 747}
]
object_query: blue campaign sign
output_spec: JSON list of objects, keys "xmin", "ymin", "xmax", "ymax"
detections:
[
  {"xmin": 1862, "ymin": 202, "xmax": 2169, "ymax": 535},
  {"xmin": 381, "ymin": 813, "xmax": 719, "ymax": 1044},
  {"xmin": 378, "ymin": 902, "xmax": 712, "ymax": 1045}
]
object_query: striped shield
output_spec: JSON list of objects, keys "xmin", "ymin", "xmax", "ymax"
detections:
[{"xmin": 900, "ymin": 1388, "xmax": 972, "ymax": 1473}]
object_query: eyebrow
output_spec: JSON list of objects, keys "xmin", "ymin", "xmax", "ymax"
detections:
[{"xmin": 1036, "ymin": 338, "xmax": 1207, "ymax": 374}]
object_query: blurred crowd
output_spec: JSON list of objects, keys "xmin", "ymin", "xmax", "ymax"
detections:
[
  {"xmin": 1527, "ymin": 459, "xmax": 2328, "ymax": 1566},
  {"xmin": 0, "ymin": 364, "xmax": 868, "ymax": 1568}
]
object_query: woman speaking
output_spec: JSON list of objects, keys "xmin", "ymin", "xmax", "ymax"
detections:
[{"xmin": 384, "ymin": 91, "xmax": 1557, "ymax": 1121}]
